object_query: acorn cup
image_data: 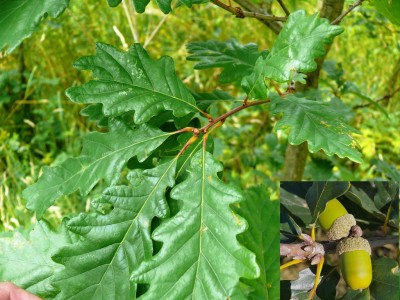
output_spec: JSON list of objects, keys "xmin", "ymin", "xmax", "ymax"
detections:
[
  {"xmin": 337, "ymin": 237, "xmax": 373, "ymax": 290},
  {"xmin": 318, "ymin": 199, "xmax": 356, "ymax": 240}
]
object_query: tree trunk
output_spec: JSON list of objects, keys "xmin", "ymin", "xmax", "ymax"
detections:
[{"xmin": 282, "ymin": 0, "xmax": 345, "ymax": 180}]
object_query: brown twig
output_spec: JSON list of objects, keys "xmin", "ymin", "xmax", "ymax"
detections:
[
  {"xmin": 200, "ymin": 99, "xmax": 270, "ymax": 133},
  {"xmin": 282, "ymin": 235, "xmax": 399, "ymax": 257},
  {"xmin": 175, "ymin": 99, "xmax": 270, "ymax": 156},
  {"xmin": 353, "ymin": 87, "xmax": 400, "ymax": 109},
  {"xmin": 331, "ymin": 0, "xmax": 365, "ymax": 25},
  {"xmin": 177, "ymin": 133, "xmax": 199, "ymax": 156},
  {"xmin": 277, "ymin": 0, "xmax": 290, "ymax": 16},
  {"xmin": 210, "ymin": 0, "xmax": 287, "ymax": 22}
]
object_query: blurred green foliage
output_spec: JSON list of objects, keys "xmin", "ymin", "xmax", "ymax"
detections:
[{"xmin": 1, "ymin": 0, "xmax": 399, "ymax": 231}]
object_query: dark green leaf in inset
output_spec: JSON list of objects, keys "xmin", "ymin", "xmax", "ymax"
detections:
[
  {"xmin": 345, "ymin": 185, "xmax": 384, "ymax": 218},
  {"xmin": 305, "ymin": 181, "xmax": 350, "ymax": 222},
  {"xmin": 280, "ymin": 188, "xmax": 312, "ymax": 228},
  {"xmin": 52, "ymin": 160, "xmax": 177, "ymax": 300},
  {"xmin": 271, "ymin": 94, "xmax": 363, "ymax": 163},
  {"xmin": 131, "ymin": 150, "xmax": 259, "ymax": 299},
  {"xmin": 374, "ymin": 181, "xmax": 399, "ymax": 210},
  {"xmin": 315, "ymin": 264, "xmax": 340, "ymax": 300},
  {"xmin": 370, "ymin": 257, "xmax": 399, "ymax": 299},
  {"xmin": 344, "ymin": 185, "xmax": 396, "ymax": 228},
  {"xmin": 0, "ymin": 0, "xmax": 70, "ymax": 54},
  {"xmin": 66, "ymin": 43, "xmax": 199, "ymax": 123},
  {"xmin": 338, "ymin": 289, "xmax": 370, "ymax": 300},
  {"xmin": 23, "ymin": 118, "xmax": 172, "ymax": 218},
  {"xmin": 187, "ymin": 39, "xmax": 265, "ymax": 84}
]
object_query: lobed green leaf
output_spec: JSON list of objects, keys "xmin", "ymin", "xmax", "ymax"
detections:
[
  {"xmin": 271, "ymin": 94, "xmax": 363, "ymax": 163},
  {"xmin": 23, "ymin": 118, "xmax": 172, "ymax": 218},
  {"xmin": 66, "ymin": 43, "xmax": 199, "ymax": 124},
  {"xmin": 242, "ymin": 10, "xmax": 343, "ymax": 99},
  {"xmin": 370, "ymin": 257, "xmax": 399, "ymax": 299},
  {"xmin": 52, "ymin": 160, "xmax": 177, "ymax": 300},
  {"xmin": 131, "ymin": 150, "xmax": 259, "ymax": 299},
  {"xmin": 262, "ymin": 10, "xmax": 344, "ymax": 83},
  {"xmin": 241, "ymin": 10, "xmax": 343, "ymax": 99}
]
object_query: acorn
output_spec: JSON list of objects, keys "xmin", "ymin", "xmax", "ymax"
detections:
[
  {"xmin": 318, "ymin": 199, "xmax": 356, "ymax": 240},
  {"xmin": 337, "ymin": 237, "xmax": 372, "ymax": 290}
]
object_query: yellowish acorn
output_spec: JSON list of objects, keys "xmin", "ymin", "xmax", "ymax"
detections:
[
  {"xmin": 318, "ymin": 199, "xmax": 356, "ymax": 240},
  {"xmin": 337, "ymin": 237, "xmax": 372, "ymax": 290}
]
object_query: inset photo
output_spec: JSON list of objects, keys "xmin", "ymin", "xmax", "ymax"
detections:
[{"xmin": 280, "ymin": 181, "xmax": 399, "ymax": 300}]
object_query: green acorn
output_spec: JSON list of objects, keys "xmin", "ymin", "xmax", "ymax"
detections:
[
  {"xmin": 337, "ymin": 237, "xmax": 372, "ymax": 290},
  {"xmin": 318, "ymin": 199, "xmax": 356, "ymax": 240}
]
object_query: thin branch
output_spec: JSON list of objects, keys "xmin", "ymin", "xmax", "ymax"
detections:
[
  {"xmin": 200, "ymin": 99, "xmax": 270, "ymax": 133},
  {"xmin": 210, "ymin": 0, "xmax": 287, "ymax": 22},
  {"xmin": 174, "ymin": 99, "xmax": 270, "ymax": 156},
  {"xmin": 281, "ymin": 235, "xmax": 399, "ymax": 258},
  {"xmin": 277, "ymin": 0, "xmax": 290, "ymax": 16},
  {"xmin": 353, "ymin": 87, "xmax": 400, "ymax": 109},
  {"xmin": 331, "ymin": 0, "xmax": 365, "ymax": 25}
]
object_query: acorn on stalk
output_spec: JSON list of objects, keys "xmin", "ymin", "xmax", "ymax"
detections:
[
  {"xmin": 337, "ymin": 237, "xmax": 372, "ymax": 290},
  {"xmin": 318, "ymin": 198, "xmax": 356, "ymax": 240}
]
